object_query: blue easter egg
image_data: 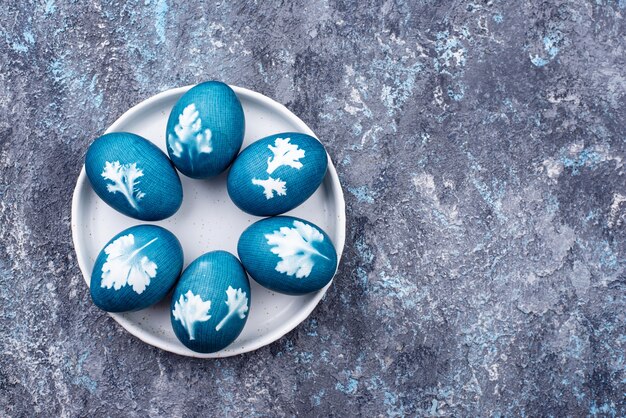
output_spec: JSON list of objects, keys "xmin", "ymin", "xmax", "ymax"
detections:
[
  {"xmin": 227, "ymin": 132, "xmax": 328, "ymax": 216},
  {"xmin": 90, "ymin": 225, "xmax": 184, "ymax": 312},
  {"xmin": 170, "ymin": 251, "xmax": 250, "ymax": 353},
  {"xmin": 166, "ymin": 81, "xmax": 245, "ymax": 178},
  {"xmin": 85, "ymin": 132, "xmax": 183, "ymax": 221},
  {"xmin": 237, "ymin": 216, "xmax": 338, "ymax": 295}
]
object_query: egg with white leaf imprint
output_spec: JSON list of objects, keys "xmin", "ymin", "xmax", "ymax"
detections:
[
  {"xmin": 90, "ymin": 225, "xmax": 184, "ymax": 312},
  {"xmin": 85, "ymin": 132, "xmax": 183, "ymax": 221},
  {"xmin": 237, "ymin": 216, "xmax": 338, "ymax": 295},
  {"xmin": 170, "ymin": 251, "xmax": 250, "ymax": 353},
  {"xmin": 227, "ymin": 132, "xmax": 328, "ymax": 216},
  {"xmin": 166, "ymin": 81, "xmax": 245, "ymax": 178}
]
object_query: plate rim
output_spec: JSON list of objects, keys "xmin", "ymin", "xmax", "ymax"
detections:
[{"xmin": 71, "ymin": 84, "xmax": 346, "ymax": 358}]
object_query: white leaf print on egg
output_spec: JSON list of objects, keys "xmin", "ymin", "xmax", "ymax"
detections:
[
  {"xmin": 172, "ymin": 290, "xmax": 212, "ymax": 340},
  {"xmin": 252, "ymin": 138, "xmax": 305, "ymax": 199},
  {"xmin": 266, "ymin": 137, "xmax": 305, "ymax": 174},
  {"xmin": 265, "ymin": 220, "xmax": 329, "ymax": 278},
  {"xmin": 169, "ymin": 103, "xmax": 213, "ymax": 163},
  {"xmin": 251, "ymin": 177, "xmax": 287, "ymax": 199},
  {"xmin": 215, "ymin": 286, "xmax": 249, "ymax": 331},
  {"xmin": 101, "ymin": 161, "xmax": 146, "ymax": 210},
  {"xmin": 100, "ymin": 234, "xmax": 158, "ymax": 294}
]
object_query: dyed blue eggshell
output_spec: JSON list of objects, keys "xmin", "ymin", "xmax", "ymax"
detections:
[
  {"xmin": 90, "ymin": 225, "xmax": 184, "ymax": 312},
  {"xmin": 227, "ymin": 132, "xmax": 328, "ymax": 216},
  {"xmin": 166, "ymin": 81, "xmax": 245, "ymax": 178},
  {"xmin": 237, "ymin": 216, "xmax": 338, "ymax": 295},
  {"xmin": 170, "ymin": 251, "xmax": 250, "ymax": 353},
  {"xmin": 85, "ymin": 132, "xmax": 183, "ymax": 221}
]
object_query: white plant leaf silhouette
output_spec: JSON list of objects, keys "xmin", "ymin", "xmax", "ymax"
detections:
[
  {"xmin": 251, "ymin": 176, "xmax": 287, "ymax": 199},
  {"xmin": 101, "ymin": 161, "xmax": 146, "ymax": 211},
  {"xmin": 100, "ymin": 234, "xmax": 158, "ymax": 294},
  {"xmin": 266, "ymin": 138, "xmax": 305, "ymax": 174},
  {"xmin": 168, "ymin": 104, "xmax": 213, "ymax": 165},
  {"xmin": 265, "ymin": 220, "xmax": 329, "ymax": 278},
  {"xmin": 251, "ymin": 138, "xmax": 305, "ymax": 199},
  {"xmin": 172, "ymin": 290, "xmax": 212, "ymax": 340},
  {"xmin": 215, "ymin": 286, "xmax": 249, "ymax": 331}
]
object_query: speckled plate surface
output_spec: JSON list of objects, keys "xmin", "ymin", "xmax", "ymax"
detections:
[{"xmin": 71, "ymin": 85, "xmax": 345, "ymax": 358}]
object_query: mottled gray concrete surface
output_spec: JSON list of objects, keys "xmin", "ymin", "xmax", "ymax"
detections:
[{"xmin": 1, "ymin": 1, "xmax": 625, "ymax": 416}]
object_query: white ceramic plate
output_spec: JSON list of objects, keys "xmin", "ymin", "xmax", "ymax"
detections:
[{"xmin": 71, "ymin": 85, "xmax": 345, "ymax": 358}]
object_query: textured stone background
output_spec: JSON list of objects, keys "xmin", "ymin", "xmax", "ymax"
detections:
[{"xmin": 1, "ymin": 0, "xmax": 625, "ymax": 416}]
